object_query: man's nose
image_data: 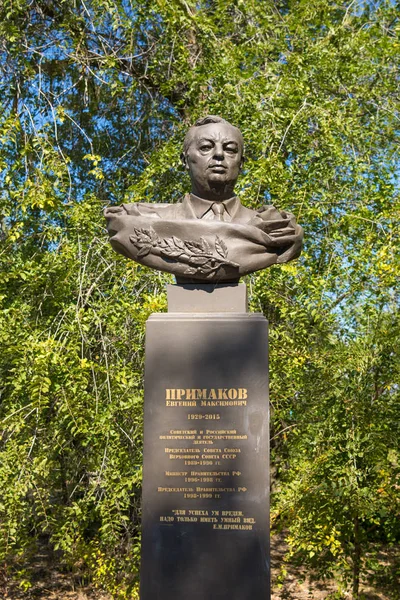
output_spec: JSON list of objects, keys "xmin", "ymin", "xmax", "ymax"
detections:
[{"xmin": 213, "ymin": 143, "xmax": 225, "ymax": 160}]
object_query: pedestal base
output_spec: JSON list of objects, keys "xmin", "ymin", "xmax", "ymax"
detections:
[{"xmin": 140, "ymin": 295, "xmax": 270, "ymax": 600}]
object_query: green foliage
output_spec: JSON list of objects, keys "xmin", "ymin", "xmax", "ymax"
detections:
[
  {"xmin": 275, "ymin": 314, "xmax": 400, "ymax": 588},
  {"xmin": 0, "ymin": 0, "xmax": 399, "ymax": 597},
  {"xmin": 0, "ymin": 193, "xmax": 169, "ymax": 594}
]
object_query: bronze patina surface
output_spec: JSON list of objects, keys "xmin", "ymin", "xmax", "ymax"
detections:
[{"xmin": 104, "ymin": 116, "xmax": 303, "ymax": 282}]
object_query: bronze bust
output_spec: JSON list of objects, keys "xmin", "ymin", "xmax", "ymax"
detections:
[{"xmin": 104, "ymin": 116, "xmax": 303, "ymax": 282}]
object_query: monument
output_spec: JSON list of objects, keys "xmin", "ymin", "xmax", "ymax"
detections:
[
  {"xmin": 104, "ymin": 116, "xmax": 303, "ymax": 600},
  {"xmin": 104, "ymin": 115, "xmax": 303, "ymax": 282}
]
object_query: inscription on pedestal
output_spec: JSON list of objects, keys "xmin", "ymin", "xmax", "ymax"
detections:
[
  {"xmin": 141, "ymin": 314, "xmax": 269, "ymax": 600},
  {"xmin": 159, "ymin": 387, "xmax": 252, "ymax": 522}
]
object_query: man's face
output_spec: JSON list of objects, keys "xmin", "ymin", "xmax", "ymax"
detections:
[{"xmin": 183, "ymin": 122, "xmax": 244, "ymax": 200}]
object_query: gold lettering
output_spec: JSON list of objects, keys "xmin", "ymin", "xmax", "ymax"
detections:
[
  {"xmin": 170, "ymin": 430, "xmax": 196, "ymax": 435},
  {"xmin": 166, "ymin": 400, "xmax": 197, "ymax": 407},
  {"xmin": 157, "ymin": 487, "xmax": 193, "ymax": 493},
  {"xmin": 188, "ymin": 510, "xmax": 208, "ymax": 516},
  {"xmin": 165, "ymin": 388, "xmax": 248, "ymax": 401},
  {"xmin": 191, "ymin": 471, "xmax": 229, "ymax": 476},
  {"xmin": 221, "ymin": 511, "xmax": 243, "ymax": 516},
  {"xmin": 213, "ymin": 524, "xmax": 253, "ymax": 530},
  {"xmin": 200, "ymin": 400, "xmax": 247, "ymax": 407},
  {"xmin": 165, "ymin": 448, "xmax": 200, "ymax": 453},
  {"xmin": 195, "ymin": 487, "xmax": 235, "ymax": 493},
  {"xmin": 206, "ymin": 430, "xmax": 236, "ymax": 434}
]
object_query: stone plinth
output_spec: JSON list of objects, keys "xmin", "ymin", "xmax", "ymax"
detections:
[{"xmin": 140, "ymin": 285, "xmax": 270, "ymax": 600}]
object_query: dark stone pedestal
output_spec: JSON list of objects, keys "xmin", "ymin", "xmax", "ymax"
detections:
[{"xmin": 140, "ymin": 284, "xmax": 270, "ymax": 600}]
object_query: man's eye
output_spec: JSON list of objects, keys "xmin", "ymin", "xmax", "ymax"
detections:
[
  {"xmin": 225, "ymin": 147, "xmax": 238, "ymax": 154},
  {"xmin": 200, "ymin": 145, "xmax": 212, "ymax": 151}
]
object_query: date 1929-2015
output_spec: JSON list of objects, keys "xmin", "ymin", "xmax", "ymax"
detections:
[{"xmin": 188, "ymin": 413, "xmax": 221, "ymax": 420}]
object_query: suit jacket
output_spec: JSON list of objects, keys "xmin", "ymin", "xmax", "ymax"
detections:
[
  {"xmin": 104, "ymin": 194, "xmax": 303, "ymax": 282},
  {"xmin": 123, "ymin": 194, "xmax": 256, "ymax": 224}
]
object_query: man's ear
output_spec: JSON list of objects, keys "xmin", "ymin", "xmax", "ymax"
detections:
[
  {"xmin": 181, "ymin": 152, "xmax": 189, "ymax": 171},
  {"xmin": 240, "ymin": 154, "xmax": 246, "ymax": 170}
]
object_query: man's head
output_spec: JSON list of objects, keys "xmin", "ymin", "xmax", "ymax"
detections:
[{"xmin": 181, "ymin": 116, "xmax": 245, "ymax": 201}]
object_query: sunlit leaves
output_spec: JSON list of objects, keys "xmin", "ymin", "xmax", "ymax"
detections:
[{"xmin": 0, "ymin": 0, "xmax": 399, "ymax": 596}]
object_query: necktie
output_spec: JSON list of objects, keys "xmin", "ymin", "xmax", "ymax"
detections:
[{"xmin": 211, "ymin": 202, "xmax": 225, "ymax": 221}]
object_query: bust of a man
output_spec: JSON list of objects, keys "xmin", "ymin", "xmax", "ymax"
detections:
[{"xmin": 104, "ymin": 116, "xmax": 303, "ymax": 282}]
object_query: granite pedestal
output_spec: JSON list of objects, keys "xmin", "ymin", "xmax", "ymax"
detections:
[{"xmin": 140, "ymin": 284, "xmax": 270, "ymax": 600}]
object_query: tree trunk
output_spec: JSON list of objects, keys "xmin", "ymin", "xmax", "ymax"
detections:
[{"xmin": 352, "ymin": 515, "xmax": 361, "ymax": 599}]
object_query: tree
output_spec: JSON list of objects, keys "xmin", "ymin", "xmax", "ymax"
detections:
[
  {"xmin": 0, "ymin": 1, "xmax": 399, "ymax": 597},
  {"xmin": 273, "ymin": 309, "xmax": 400, "ymax": 596}
]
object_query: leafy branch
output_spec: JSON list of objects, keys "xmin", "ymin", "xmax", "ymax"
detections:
[{"xmin": 129, "ymin": 227, "xmax": 239, "ymax": 276}]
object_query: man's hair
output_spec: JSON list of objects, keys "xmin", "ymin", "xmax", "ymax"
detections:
[{"xmin": 183, "ymin": 115, "xmax": 244, "ymax": 156}]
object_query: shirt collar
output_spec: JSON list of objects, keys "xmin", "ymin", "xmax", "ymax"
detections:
[{"xmin": 189, "ymin": 194, "xmax": 240, "ymax": 219}]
